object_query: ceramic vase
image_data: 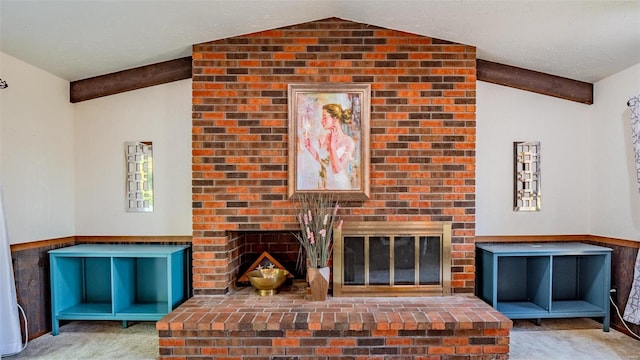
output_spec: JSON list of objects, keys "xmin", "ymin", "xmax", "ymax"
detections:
[{"xmin": 307, "ymin": 266, "xmax": 330, "ymax": 301}]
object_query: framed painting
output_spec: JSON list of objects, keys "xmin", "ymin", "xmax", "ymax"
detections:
[{"xmin": 288, "ymin": 83, "xmax": 370, "ymax": 200}]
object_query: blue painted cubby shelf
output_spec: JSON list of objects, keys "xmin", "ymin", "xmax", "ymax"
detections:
[
  {"xmin": 476, "ymin": 242, "xmax": 612, "ymax": 331},
  {"xmin": 49, "ymin": 244, "xmax": 190, "ymax": 335}
]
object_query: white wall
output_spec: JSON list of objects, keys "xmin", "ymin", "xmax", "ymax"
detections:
[
  {"xmin": 2, "ymin": 49, "xmax": 637, "ymax": 242},
  {"xmin": 476, "ymin": 81, "xmax": 592, "ymax": 236},
  {"xmin": 74, "ymin": 80, "xmax": 192, "ymax": 235},
  {"xmin": 0, "ymin": 52, "xmax": 75, "ymax": 244},
  {"xmin": 590, "ymin": 63, "xmax": 640, "ymax": 241}
]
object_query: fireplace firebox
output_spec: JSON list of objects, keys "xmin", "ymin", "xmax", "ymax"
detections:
[
  {"xmin": 334, "ymin": 221, "xmax": 451, "ymax": 296},
  {"xmin": 232, "ymin": 221, "xmax": 451, "ymax": 298}
]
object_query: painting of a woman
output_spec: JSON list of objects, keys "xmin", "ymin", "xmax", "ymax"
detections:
[
  {"xmin": 288, "ymin": 84, "xmax": 370, "ymax": 199},
  {"xmin": 303, "ymin": 104, "xmax": 355, "ymax": 189}
]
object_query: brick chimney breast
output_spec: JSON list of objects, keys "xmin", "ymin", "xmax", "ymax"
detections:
[{"xmin": 191, "ymin": 17, "xmax": 476, "ymax": 295}]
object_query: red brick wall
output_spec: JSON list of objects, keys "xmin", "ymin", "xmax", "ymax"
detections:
[
  {"xmin": 160, "ymin": 327, "xmax": 509, "ymax": 359},
  {"xmin": 191, "ymin": 18, "xmax": 477, "ymax": 295}
]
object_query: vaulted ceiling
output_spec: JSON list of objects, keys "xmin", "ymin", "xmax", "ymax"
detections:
[{"xmin": 1, "ymin": 0, "xmax": 639, "ymax": 83}]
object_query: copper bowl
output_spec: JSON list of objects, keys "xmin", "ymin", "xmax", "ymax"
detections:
[{"xmin": 247, "ymin": 268, "xmax": 290, "ymax": 296}]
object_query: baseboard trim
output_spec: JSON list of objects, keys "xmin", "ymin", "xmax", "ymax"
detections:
[
  {"xmin": 75, "ymin": 235, "xmax": 192, "ymax": 244},
  {"xmin": 9, "ymin": 237, "xmax": 75, "ymax": 252},
  {"xmin": 10, "ymin": 235, "xmax": 192, "ymax": 252}
]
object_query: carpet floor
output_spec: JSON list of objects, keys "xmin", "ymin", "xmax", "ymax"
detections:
[
  {"xmin": 4, "ymin": 321, "xmax": 157, "ymax": 360},
  {"xmin": 510, "ymin": 318, "xmax": 639, "ymax": 360},
  {"xmin": 3, "ymin": 318, "xmax": 639, "ymax": 359}
]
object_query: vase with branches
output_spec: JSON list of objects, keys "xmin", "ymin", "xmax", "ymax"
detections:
[{"xmin": 293, "ymin": 193, "xmax": 342, "ymax": 300}]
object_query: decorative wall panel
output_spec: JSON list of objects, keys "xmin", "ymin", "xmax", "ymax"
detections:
[
  {"xmin": 125, "ymin": 142, "xmax": 153, "ymax": 212},
  {"xmin": 513, "ymin": 141, "xmax": 541, "ymax": 211}
]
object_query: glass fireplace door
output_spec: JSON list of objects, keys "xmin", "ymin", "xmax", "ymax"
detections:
[{"xmin": 335, "ymin": 222, "xmax": 451, "ymax": 297}]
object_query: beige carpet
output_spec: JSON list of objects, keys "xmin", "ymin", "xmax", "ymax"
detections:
[
  {"xmin": 4, "ymin": 321, "xmax": 157, "ymax": 359},
  {"xmin": 510, "ymin": 318, "xmax": 640, "ymax": 360},
  {"xmin": 3, "ymin": 318, "xmax": 639, "ymax": 359}
]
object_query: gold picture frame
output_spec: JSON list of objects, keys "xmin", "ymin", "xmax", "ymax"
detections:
[{"xmin": 287, "ymin": 83, "xmax": 371, "ymax": 200}]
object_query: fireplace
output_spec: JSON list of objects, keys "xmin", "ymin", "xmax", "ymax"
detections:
[
  {"xmin": 191, "ymin": 17, "xmax": 477, "ymax": 295},
  {"xmin": 334, "ymin": 221, "xmax": 451, "ymax": 296},
  {"xmin": 158, "ymin": 17, "xmax": 508, "ymax": 360},
  {"xmin": 231, "ymin": 231, "xmax": 302, "ymax": 283},
  {"xmin": 231, "ymin": 221, "xmax": 451, "ymax": 298}
]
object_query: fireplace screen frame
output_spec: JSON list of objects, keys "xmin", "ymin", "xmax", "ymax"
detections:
[{"xmin": 333, "ymin": 221, "xmax": 451, "ymax": 297}]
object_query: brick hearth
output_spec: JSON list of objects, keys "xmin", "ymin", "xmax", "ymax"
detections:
[{"xmin": 157, "ymin": 282, "xmax": 511, "ymax": 359}]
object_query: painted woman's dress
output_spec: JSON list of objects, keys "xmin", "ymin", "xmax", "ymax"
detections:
[{"xmin": 322, "ymin": 144, "xmax": 353, "ymax": 190}]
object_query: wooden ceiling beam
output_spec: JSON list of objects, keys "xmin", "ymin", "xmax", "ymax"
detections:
[
  {"xmin": 70, "ymin": 57, "xmax": 192, "ymax": 103},
  {"xmin": 476, "ymin": 59, "xmax": 593, "ymax": 105},
  {"xmin": 69, "ymin": 56, "xmax": 593, "ymax": 105}
]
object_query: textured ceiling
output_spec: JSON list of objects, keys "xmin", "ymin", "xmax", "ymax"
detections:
[{"xmin": 1, "ymin": 0, "xmax": 639, "ymax": 83}]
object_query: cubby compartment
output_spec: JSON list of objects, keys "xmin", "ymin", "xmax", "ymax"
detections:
[
  {"xmin": 551, "ymin": 255, "xmax": 609, "ymax": 314},
  {"xmin": 51, "ymin": 256, "xmax": 113, "ymax": 316},
  {"xmin": 476, "ymin": 242, "xmax": 612, "ymax": 331},
  {"xmin": 496, "ymin": 256, "xmax": 550, "ymax": 316},
  {"xmin": 112, "ymin": 256, "xmax": 185, "ymax": 317},
  {"xmin": 50, "ymin": 244, "xmax": 189, "ymax": 335}
]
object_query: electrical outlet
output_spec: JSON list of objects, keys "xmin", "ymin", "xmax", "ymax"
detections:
[{"xmin": 610, "ymin": 287, "xmax": 618, "ymax": 305}]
